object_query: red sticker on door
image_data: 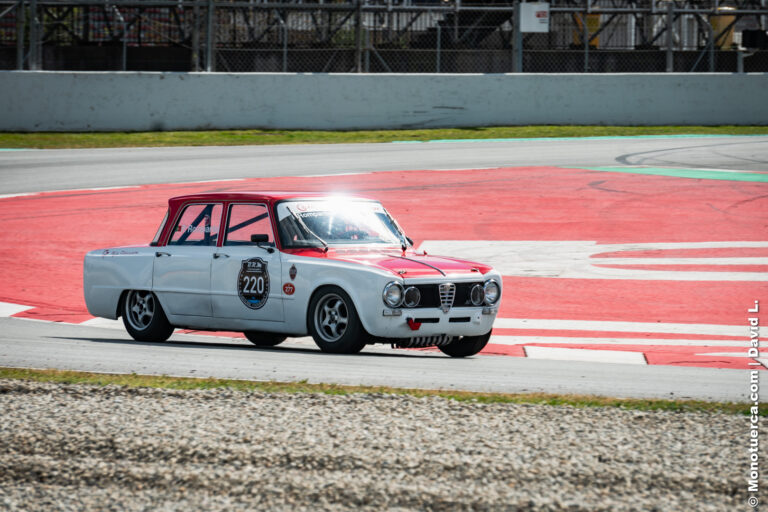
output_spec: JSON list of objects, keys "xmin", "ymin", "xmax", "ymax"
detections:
[{"xmin": 283, "ymin": 283, "xmax": 295, "ymax": 295}]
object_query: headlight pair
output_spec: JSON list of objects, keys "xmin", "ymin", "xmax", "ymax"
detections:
[
  {"xmin": 383, "ymin": 282, "xmax": 421, "ymax": 308},
  {"xmin": 383, "ymin": 280, "xmax": 499, "ymax": 308},
  {"xmin": 469, "ymin": 280, "xmax": 500, "ymax": 306}
]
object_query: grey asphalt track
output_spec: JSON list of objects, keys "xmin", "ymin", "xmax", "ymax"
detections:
[
  {"xmin": 0, "ymin": 318, "xmax": 748, "ymax": 401},
  {"xmin": 0, "ymin": 135, "xmax": 766, "ymax": 401},
  {"xmin": 1, "ymin": 135, "xmax": 767, "ymax": 195}
]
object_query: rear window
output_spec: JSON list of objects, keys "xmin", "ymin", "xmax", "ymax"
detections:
[{"xmin": 168, "ymin": 203, "xmax": 222, "ymax": 246}]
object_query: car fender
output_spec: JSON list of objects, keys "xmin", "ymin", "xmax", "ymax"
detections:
[{"xmin": 281, "ymin": 253, "xmax": 399, "ymax": 337}]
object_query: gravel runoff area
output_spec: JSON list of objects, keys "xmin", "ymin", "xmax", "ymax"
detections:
[{"xmin": 0, "ymin": 380, "xmax": 753, "ymax": 511}]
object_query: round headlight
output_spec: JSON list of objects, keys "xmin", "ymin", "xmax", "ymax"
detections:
[
  {"xmin": 403, "ymin": 286, "xmax": 421, "ymax": 308},
  {"xmin": 383, "ymin": 282, "xmax": 404, "ymax": 307},
  {"xmin": 470, "ymin": 284, "xmax": 485, "ymax": 306},
  {"xmin": 483, "ymin": 280, "xmax": 500, "ymax": 305}
]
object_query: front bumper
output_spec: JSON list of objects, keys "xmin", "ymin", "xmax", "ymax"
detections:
[{"xmin": 364, "ymin": 306, "xmax": 498, "ymax": 339}]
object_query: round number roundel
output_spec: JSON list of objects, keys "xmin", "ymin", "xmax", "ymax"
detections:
[{"xmin": 238, "ymin": 258, "xmax": 270, "ymax": 310}]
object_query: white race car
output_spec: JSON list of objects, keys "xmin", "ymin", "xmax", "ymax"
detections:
[{"xmin": 84, "ymin": 192, "xmax": 502, "ymax": 357}]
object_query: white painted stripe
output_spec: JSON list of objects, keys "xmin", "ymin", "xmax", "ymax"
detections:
[
  {"xmin": 75, "ymin": 185, "xmax": 140, "ymax": 192},
  {"xmin": 0, "ymin": 178, "xmax": 246, "ymax": 200},
  {"xmin": 657, "ymin": 166, "xmax": 768, "ymax": 175},
  {"xmin": 188, "ymin": 178, "xmax": 246, "ymax": 184},
  {"xmin": 302, "ymin": 172, "xmax": 368, "ymax": 177},
  {"xmin": 489, "ymin": 335, "xmax": 750, "ymax": 348},
  {"xmin": 594, "ymin": 257, "xmax": 768, "ymax": 265},
  {"xmin": 523, "ymin": 346, "xmax": 647, "ymax": 365},
  {"xmin": 0, "ymin": 302, "xmax": 34, "ymax": 317},
  {"xmin": 79, "ymin": 317, "xmax": 124, "ymax": 329},
  {"xmin": 698, "ymin": 352, "xmax": 760, "ymax": 358},
  {"xmin": 0, "ymin": 192, "xmax": 37, "ymax": 200},
  {"xmin": 494, "ymin": 318, "xmax": 745, "ymax": 336},
  {"xmin": 420, "ymin": 240, "xmax": 768, "ymax": 281}
]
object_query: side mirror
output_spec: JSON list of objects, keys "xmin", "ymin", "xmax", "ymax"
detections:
[
  {"xmin": 250, "ymin": 233, "xmax": 275, "ymax": 253},
  {"xmin": 406, "ymin": 236, "xmax": 414, "ymax": 246}
]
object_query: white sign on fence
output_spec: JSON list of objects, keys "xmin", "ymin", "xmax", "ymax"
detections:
[{"xmin": 520, "ymin": 2, "xmax": 550, "ymax": 33}]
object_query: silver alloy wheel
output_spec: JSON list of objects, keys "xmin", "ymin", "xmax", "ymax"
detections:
[
  {"xmin": 125, "ymin": 290, "xmax": 156, "ymax": 331},
  {"xmin": 314, "ymin": 293, "xmax": 349, "ymax": 343}
]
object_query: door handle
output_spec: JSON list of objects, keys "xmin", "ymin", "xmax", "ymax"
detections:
[
  {"xmin": 213, "ymin": 253, "xmax": 229, "ymax": 259},
  {"xmin": 155, "ymin": 252, "xmax": 171, "ymax": 257}
]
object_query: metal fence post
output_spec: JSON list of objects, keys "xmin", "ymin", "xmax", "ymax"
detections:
[
  {"xmin": 29, "ymin": 0, "xmax": 38, "ymax": 70},
  {"xmin": 583, "ymin": 11, "xmax": 589, "ymax": 72},
  {"xmin": 16, "ymin": 0, "xmax": 25, "ymax": 70},
  {"xmin": 205, "ymin": 0, "xmax": 215, "ymax": 72},
  {"xmin": 192, "ymin": 0, "xmax": 200, "ymax": 71},
  {"xmin": 283, "ymin": 21, "xmax": 288, "ymax": 72},
  {"xmin": 112, "ymin": 6, "xmax": 127, "ymax": 71},
  {"xmin": 708, "ymin": 19, "xmax": 714, "ymax": 72},
  {"xmin": 454, "ymin": 0, "xmax": 459, "ymax": 43},
  {"xmin": 436, "ymin": 23, "xmax": 441, "ymax": 73},
  {"xmin": 513, "ymin": 1, "xmax": 522, "ymax": 72},
  {"xmin": 354, "ymin": 0, "xmax": 362, "ymax": 73},
  {"xmin": 276, "ymin": 14, "xmax": 287, "ymax": 72},
  {"xmin": 666, "ymin": 2, "xmax": 674, "ymax": 72}
]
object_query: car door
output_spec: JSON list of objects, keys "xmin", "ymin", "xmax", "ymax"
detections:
[
  {"xmin": 153, "ymin": 202, "xmax": 222, "ymax": 317},
  {"xmin": 211, "ymin": 203, "xmax": 284, "ymax": 322}
]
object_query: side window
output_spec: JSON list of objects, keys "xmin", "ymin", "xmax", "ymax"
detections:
[
  {"xmin": 169, "ymin": 203, "xmax": 222, "ymax": 246},
  {"xmin": 225, "ymin": 204, "xmax": 274, "ymax": 246}
]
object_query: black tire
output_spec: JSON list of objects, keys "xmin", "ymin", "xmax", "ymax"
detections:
[
  {"xmin": 307, "ymin": 286, "xmax": 367, "ymax": 354},
  {"xmin": 121, "ymin": 290, "xmax": 174, "ymax": 342},
  {"xmin": 244, "ymin": 331, "xmax": 287, "ymax": 347},
  {"xmin": 438, "ymin": 331, "xmax": 492, "ymax": 358}
]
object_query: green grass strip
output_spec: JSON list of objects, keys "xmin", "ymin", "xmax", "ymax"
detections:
[
  {"xmin": 0, "ymin": 367, "xmax": 757, "ymax": 416},
  {"xmin": 0, "ymin": 125, "xmax": 766, "ymax": 149},
  {"xmin": 578, "ymin": 166, "xmax": 768, "ymax": 183}
]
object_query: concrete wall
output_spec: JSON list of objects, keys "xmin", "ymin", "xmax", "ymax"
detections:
[{"xmin": 1, "ymin": 71, "xmax": 766, "ymax": 131}]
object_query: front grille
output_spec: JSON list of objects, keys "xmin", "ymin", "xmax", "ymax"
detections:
[
  {"xmin": 439, "ymin": 283, "xmax": 456, "ymax": 311},
  {"xmin": 411, "ymin": 282, "xmax": 483, "ymax": 309}
]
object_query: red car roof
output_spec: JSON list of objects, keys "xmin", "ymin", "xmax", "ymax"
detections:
[
  {"xmin": 168, "ymin": 191, "xmax": 374, "ymax": 208},
  {"xmin": 157, "ymin": 192, "xmax": 378, "ymax": 247}
]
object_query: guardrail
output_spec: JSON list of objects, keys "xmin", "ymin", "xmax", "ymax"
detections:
[{"xmin": 1, "ymin": 71, "xmax": 766, "ymax": 131}]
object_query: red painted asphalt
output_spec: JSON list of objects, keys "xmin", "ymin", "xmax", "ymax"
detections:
[{"xmin": 0, "ymin": 166, "xmax": 765, "ymax": 369}]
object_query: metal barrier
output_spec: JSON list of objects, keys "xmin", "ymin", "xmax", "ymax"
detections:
[{"xmin": 1, "ymin": 0, "xmax": 766, "ymax": 73}]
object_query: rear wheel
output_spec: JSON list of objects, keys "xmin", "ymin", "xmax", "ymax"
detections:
[
  {"xmin": 122, "ymin": 290, "xmax": 174, "ymax": 342},
  {"xmin": 308, "ymin": 286, "xmax": 367, "ymax": 354},
  {"xmin": 243, "ymin": 331, "xmax": 287, "ymax": 347},
  {"xmin": 439, "ymin": 331, "xmax": 491, "ymax": 358}
]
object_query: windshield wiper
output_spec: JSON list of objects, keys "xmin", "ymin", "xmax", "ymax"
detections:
[{"xmin": 286, "ymin": 206, "xmax": 329, "ymax": 253}]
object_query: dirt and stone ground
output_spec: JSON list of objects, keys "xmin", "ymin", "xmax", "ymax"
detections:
[{"xmin": 0, "ymin": 379, "xmax": 754, "ymax": 511}]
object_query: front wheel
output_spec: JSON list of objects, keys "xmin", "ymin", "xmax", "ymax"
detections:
[
  {"xmin": 438, "ymin": 331, "xmax": 491, "ymax": 358},
  {"xmin": 122, "ymin": 290, "xmax": 174, "ymax": 342},
  {"xmin": 244, "ymin": 331, "xmax": 287, "ymax": 347},
  {"xmin": 308, "ymin": 286, "xmax": 367, "ymax": 354}
]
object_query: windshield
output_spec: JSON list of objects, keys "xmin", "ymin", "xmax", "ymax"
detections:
[{"xmin": 276, "ymin": 199, "xmax": 404, "ymax": 248}]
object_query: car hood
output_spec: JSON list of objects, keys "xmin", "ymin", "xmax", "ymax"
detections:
[{"xmin": 284, "ymin": 248, "xmax": 493, "ymax": 278}]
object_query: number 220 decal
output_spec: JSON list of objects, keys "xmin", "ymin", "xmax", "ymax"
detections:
[{"xmin": 238, "ymin": 258, "xmax": 270, "ymax": 310}]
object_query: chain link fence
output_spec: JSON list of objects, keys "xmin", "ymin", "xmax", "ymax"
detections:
[{"xmin": 1, "ymin": 0, "xmax": 767, "ymax": 72}]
